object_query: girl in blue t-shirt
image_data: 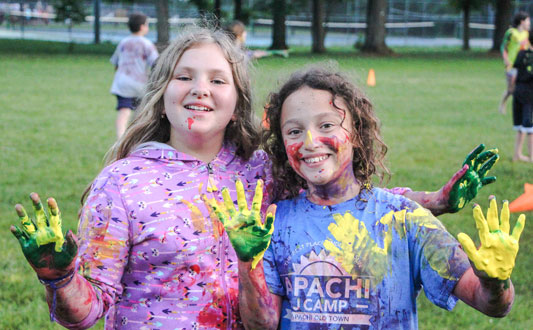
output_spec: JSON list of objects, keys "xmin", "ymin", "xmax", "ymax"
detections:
[{"xmin": 208, "ymin": 67, "xmax": 525, "ymax": 329}]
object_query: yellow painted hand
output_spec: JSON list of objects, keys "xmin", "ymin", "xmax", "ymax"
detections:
[
  {"xmin": 324, "ymin": 212, "xmax": 390, "ymax": 282},
  {"xmin": 457, "ymin": 197, "xmax": 525, "ymax": 281},
  {"xmin": 10, "ymin": 193, "xmax": 77, "ymax": 279},
  {"xmin": 204, "ymin": 179, "xmax": 276, "ymax": 269}
]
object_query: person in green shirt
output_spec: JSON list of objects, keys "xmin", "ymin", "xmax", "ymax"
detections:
[{"xmin": 499, "ymin": 11, "xmax": 530, "ymax": 115}]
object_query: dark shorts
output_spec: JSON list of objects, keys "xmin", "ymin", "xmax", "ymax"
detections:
[
  {"xmin": 512, "ymin": 96, "xmax": 533, "ymax": 133},
  {"xmin": 115, "ymin": 95, "xmax": 138, "ymax": 111}
]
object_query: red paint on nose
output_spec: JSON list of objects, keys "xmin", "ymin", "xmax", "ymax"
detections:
[{"xmin": 187, "ymin": 117, "xmax": 194, "ymax": 130}]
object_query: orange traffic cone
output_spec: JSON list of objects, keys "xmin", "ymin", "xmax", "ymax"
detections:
[
  {"xmin": 509, "ymin": 183, "xmax": 533, "ymax": 213},
  {"xmin": 367, "ymin": 69, "xmax": 376, "ymax": 87}
]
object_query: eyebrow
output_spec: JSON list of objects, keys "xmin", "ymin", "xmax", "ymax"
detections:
[
  {"xmin": 174, "ymin": 66, "xmax": 231, "ymax": 77},
  {"xmin": 281, "ymin": 112, "xmax": 342, "ymax": 130}
]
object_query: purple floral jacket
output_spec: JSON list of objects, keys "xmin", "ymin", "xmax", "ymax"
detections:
[{"xmin": 66, "ymin": 142, "xmax": 272, "ymax": 329}]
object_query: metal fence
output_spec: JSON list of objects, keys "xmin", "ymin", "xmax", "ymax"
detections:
[{"xmin": 1, "ymin": 0, "xmax": 532, "ymax": 47}]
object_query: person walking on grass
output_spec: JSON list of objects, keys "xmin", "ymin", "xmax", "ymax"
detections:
[
  {"xmin": 512, "ymin": 31, "xmax": 533, "ymax": 162},
  {"xmin": 110, "ymin": 12, "xmax": 158, "ymax": 139},
  {"xmin": 499, "ymin": 11, "xmax": 530, "ymax": 115}
]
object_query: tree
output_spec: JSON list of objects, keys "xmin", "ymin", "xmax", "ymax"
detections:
[
  {"xmin": 311, "ymin": 0, "xmax": 326, "ymax": 53},
  {"xmin": 234, "ymin": 0, "xmax": 243, "ymax": 21},
  {"xmin": 93, "ymin": 0, "xmax": 100, "ymax": 44},
  {"xmin": 449, "ymin": 0, "xmax": 484, "ymax": 50},
  {"xmin": 270, "ymin": 0, "xmax": 288, "ymax": 50},
  {"xmin": 53, "ymin": 0, "xmax": 86, "ymax": 50},
  {"xmin": 155, "ymin": 0, "xmax": 169, "ymax": 47},
  {"xmin": 214, "ymin": 0, "xmax": 222, "ymax": 21},
  {"xmin": 491, "ymin": 0, "xmax": 512, "ymax": 53},
  {"xmin": 362, "ymin": 0, "xmax": 391, "ymax": 54}
]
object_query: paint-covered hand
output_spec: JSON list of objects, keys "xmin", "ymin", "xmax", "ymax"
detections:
[
  {"xmin": 10, "ymin": 193, "xmax": 78, "ymax": 279},
  {"xmin": 457, "ymin": 197, "xmax": 525, "ymax": 281},
  {"xmin": 324, "ymin": 212, "xmax": 390, "ymax": 278},
  {"xmin": 204, "ymin": 179, "xmax": 276, "ymax": 269},
  {"xmin": 444, "ymin": 144, "xmax": 499, "ymax": 213}
]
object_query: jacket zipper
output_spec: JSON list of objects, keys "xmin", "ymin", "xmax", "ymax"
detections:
[{"xmin": 208, "ymin": 162, "xmax": 232, "ymax": 328}]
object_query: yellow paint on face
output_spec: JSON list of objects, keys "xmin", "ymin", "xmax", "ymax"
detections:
[{"xmin": 304, "ymin": 130, "xmax": 313, "ymax": 148}]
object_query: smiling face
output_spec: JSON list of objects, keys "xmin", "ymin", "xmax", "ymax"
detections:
[
  {"xmin": 281, "ymin": 86, "xmax": 357, "ymax": 192},
  {"xmin": 163, "ymin": 42, "xmax": 238, "ymax": 150}
]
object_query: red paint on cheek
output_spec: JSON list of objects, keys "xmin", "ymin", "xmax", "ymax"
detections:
[
  {"xmin": 316, "ymin": 136, "xmax": 341, "ymax": 152},
  {"xmin": 285, "ymin": 141, "xmax": 303, "ymax": 171},
  {"xmin": 187, "ymin": 117, "xmax": 194, "ymax": 130}
]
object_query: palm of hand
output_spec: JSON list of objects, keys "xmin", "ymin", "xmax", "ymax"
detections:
[
  {"xmin": 448, "ymin": 144, "xmax": 498, "ymax": 212},
  {"xmin": 11, "ymin": 194, "xmax": 77, "ymax": 277},
  {"xmin": 457, "ymin": 198, "xmax": 525, "ymax": 281},
  {"xmin": 449, "ymin": 171, "xmax": 481, "ymax": 212},
  {"xmin": 224, "ymin": 210, "xmax": 272, "ymax": 262},
  {"xmin": 204, "ymin": 179, "xmax": 275, "ymax": 269},
  {"xmin": 324, "ymin": 212, "xmax": 389, "ymax": 278}
]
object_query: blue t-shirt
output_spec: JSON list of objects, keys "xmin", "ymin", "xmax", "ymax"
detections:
[{"xmin": 263, "ymin": 187, "xmax": 470, "ymax": 329}]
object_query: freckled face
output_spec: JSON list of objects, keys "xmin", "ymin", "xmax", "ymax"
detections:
[
  {"xmin": 163, "ymin": 43, "xmax": 238, "ymax": 145},
  {"xmin": 280, "ymin": 87, "xmax": 355, "ymax": 187}
]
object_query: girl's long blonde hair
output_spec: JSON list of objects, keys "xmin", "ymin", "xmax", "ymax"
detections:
[{"xmin": 82, "ymin": 27, "xmax": 258, "ymax": 203}]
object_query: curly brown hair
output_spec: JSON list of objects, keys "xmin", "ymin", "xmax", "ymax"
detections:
[{"xmin": 262, "ymin": 67, "xmax": 389, "ymax": 200}]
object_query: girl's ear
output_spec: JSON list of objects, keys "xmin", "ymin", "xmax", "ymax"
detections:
[{"xmin": 231, "ymin": 113, "xmax": 237, "ymax": 122}]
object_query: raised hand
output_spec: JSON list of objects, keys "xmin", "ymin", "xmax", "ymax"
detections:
[
  {"xmin": 444, "ymin": 144, "xmax": 499, "ymax": 213},
  {"xmin": 10, "ymin": 193, "xmax": 78, "ymax": 280},
  {"xmin": 204, "ymin": 179, "xmax": 276, "ymax": 269},
  {"xmin": 457, "ymin": 197, "xmax": 525, "ymax": 281},
  {"xmin": 324, "ymin": 212, "xmax": 390, "ymax": 281}
]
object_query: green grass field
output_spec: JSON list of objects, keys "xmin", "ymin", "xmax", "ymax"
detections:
[{"xmin": 1, "ymin": 39, "xmax": 532, "ymax": 329}]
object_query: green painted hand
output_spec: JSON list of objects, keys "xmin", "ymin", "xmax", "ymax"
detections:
[
  {"xmin": 324, "ymin": 212, "xmax": 390, "ymax": 282},
  {"xmin": 10, "ymin": 193, "xmax": 78, "ymax": 279},
  {"xmin": 457, "ymin": 197, "xmax": 525, "ymax": 281},
  {"xmin": 445, "ymin": 144, "xmax": 499, "ymax": 213},
  {"xmin": 204, "ymin": 179, "xmax": 276, "ymax": 269}
]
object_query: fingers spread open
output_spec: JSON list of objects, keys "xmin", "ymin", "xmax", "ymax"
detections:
[
  {"xmin": 486, "ymin": 198, "xmax": 499, "ymax": 232},
  {"xmin": 251, "ymin": 179, "xmax": 264, "ymax": 221},
  {"xmin": 463, "ymin": 144, "xmax": 484, "ymax": 167},
  {"xmin": 457, "ymin": 232, "xmax": 479, "ymax": 262},
  {"xmin": 478, "ymin": 154, "xmax": 499, "ymax": 178},
  {"xmin": 480, "ymin": 176, "xmax": 497, "ymax": 186},
  {"xmin": 222, "ymin": 188, "xmax": 236, "ymax": 218},
  {"xmin": 16, "ymin": 204, "xmax": 36, "ymax": 235},
  {"xmin": 235, "ymin": 180, "xmax": 249, "ymax": 212},
  {"xmin": 511, "ymin": 214, "xmax": 526, "ymax": 242},
  {"xmin": 31, "ymin": 193, "xmax": 48, "ymax": 229},
  {"xmin": 10, "ymin": 225, "xmax": 26, "ymax": 242},
  {"xmin": 500, "ymin": 200, "xmax": 510, "ymax": 234},
  {"xmin": 472, "ymin": 205, "xmax": 489, "ymax": 246}
]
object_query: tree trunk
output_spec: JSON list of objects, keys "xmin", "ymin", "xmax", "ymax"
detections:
[
  {"xmin": 462, "ymin": 2, "xmax": 470, "ymax": 50},
  {"xmin": 270, "ymin": 0, "xmax": 288, "ymax": 50},
  {"xmin": 156, "ymin": 0, "xmax": 169, "ymax": 47},
  {"xmin": 491, "ymin": 0, "xmax": 512, "ymax": 53},
  {"xmin": 93, "ymin": 0, "xmax": 100, "ymax": 44},
  {"xmin": 234, "ymin": 0, "xmax": 242, "ymax": 21},
  {"xmin": 362, "ymin": 0, "xmax": 391, "ymax": 54},
  {"xmin": 311, "ymin": 0, "xmax": 326, "ymax": 53},
  {"xmin": 214, "ymin": 0, "xmax": 221, "ymax": 22}
]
